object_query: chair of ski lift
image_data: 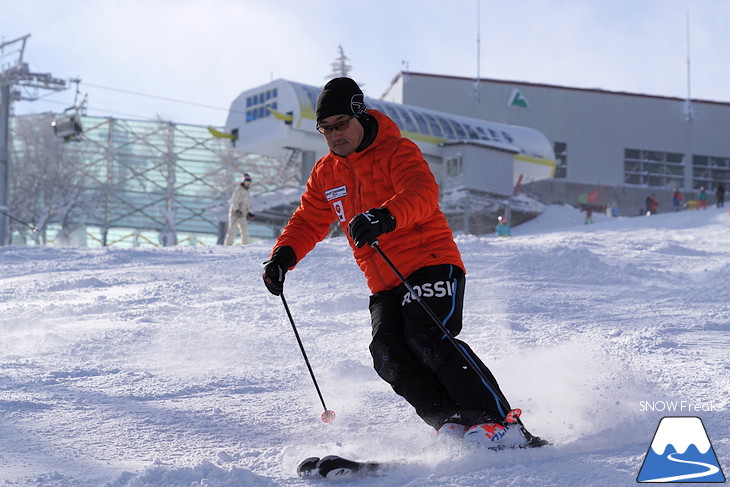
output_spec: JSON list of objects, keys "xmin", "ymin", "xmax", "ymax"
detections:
[
  {"xmin": 51, "ymin": 108, "xmax": 84, "ymax": 141},
  {"xmin": 52, "ymin": 87, "xmax": 87, "ymax": 142}
]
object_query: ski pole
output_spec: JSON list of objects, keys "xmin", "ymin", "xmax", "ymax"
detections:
[
  {"xmin": 280, "ymin": 293, "xmax": 336, "ymax": 424},
  {"xmin": 369, "ymin": 241, "xmax": 534, "ymax": 437}
]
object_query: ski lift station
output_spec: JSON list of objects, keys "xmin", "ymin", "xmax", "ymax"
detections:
[{"xmin": 223, "ymin": 79, "xmax": 557, "ymax": 234}]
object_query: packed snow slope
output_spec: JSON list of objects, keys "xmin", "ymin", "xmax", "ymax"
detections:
[{"xmin": 1, "ymin": 205, "xmax": 728, "ymax": 487}]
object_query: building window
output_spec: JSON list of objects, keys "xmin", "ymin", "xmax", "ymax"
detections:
[
  {"xmin": 475, "ymin": 126, "xmax": 490, "ymax": 141},
  {"xmin": 372, "ymin": 101, "xmax": 406, "ymax": 131},
  {"xmin": 624, "ymin": 148, "xmax": 684, "ymax": 188},
  {"xmin": 446, "ymin": 155, "xmax": 463, "ymax": 177},
  {"xmin": 553, "ymin": 142, "xmax": 567, "ymax": 179},
  {"xmin": 406, "ymin": 107, "xmax": 429, "ymax": 134},
  {"xmin": 451, "ymin": 120, "xmax": 467, "ymax": 139},
  {"xmin": 693, "ymin": 154, "xmax": 730, "ymax": 189},
  {"xmin": 422, "ymin": 112, "xmax": 443, "ymax": 137},
  {"xmin": 396, "ymin": 106, "xmax": 417, "ymax": 133},
  {"xmin": 246, "ymin": 89, "xmax": 279, "ymax": 123},
  {"xmin": 438, "ymin": 117, "xmax": 456, "ymax": 139},
  {"xmin": 464, "ymin": 123, "xmax": 480, "ymax": 140}
]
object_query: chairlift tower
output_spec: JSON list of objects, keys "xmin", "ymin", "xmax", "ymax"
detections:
[{"xmin": 0, "ymin": 34, "xmax": 67, "ymax": 245}]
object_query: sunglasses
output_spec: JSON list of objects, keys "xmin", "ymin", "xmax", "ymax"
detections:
[{"xmin": 316, "ymin": 116, "xmax": 355, "ymax": 134}]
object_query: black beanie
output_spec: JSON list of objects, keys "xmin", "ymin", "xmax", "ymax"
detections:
[{"xmin": 315, "ymin": 77, "xmax": 367, "ymax": 123}]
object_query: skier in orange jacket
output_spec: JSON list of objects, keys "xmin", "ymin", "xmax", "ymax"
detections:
[{"xmin": 263, "ymin": 78, "xmax": 524, "ymax": 448}]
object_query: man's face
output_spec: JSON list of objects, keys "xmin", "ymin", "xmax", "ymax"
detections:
[{"xmin": 317, "ymin": 114, "xmax": 364, "ymax": 157}]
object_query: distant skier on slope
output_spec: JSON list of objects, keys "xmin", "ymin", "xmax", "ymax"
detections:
[
  {"xmin": 716, "ymin": 181, "xmax": 725, "ymax": 208},
  {"xmin": 262, "ymin": 77, "xmax": 530, "ymax": 448},
  {"xmin": 224, "ymin": 173, "xmax": 254, "ymax": 245},
  {"xmin": 496, "ymin": 215, "xmax": 511, "ymax": 236},
  {"xmin": 697, "ymin": 187, "xmax": 708, "ymax": 210}
]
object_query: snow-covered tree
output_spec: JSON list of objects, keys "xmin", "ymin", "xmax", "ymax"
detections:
[
  {"xmin": 326, "ymin": 45, "xmax": 353, "ymax": 80},
  {"xmin": 9, "ymin": 114, "xmax": 96, "ymax": 245}
]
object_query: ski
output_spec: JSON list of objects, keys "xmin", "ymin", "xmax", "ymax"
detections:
[
  {"xmin": 484, "ymin": 434, "xmax": 549, "ymax": 451},
  {"xmin": 297, "ymin": 455, "xmax": 389, "ymax": 479},
  {"xmin": 297, "ymin": 437, "xmax": 549, "ymax": 479}
]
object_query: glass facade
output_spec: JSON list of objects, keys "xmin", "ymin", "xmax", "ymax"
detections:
[
  {"xmin": 624, "ymin": 148, "xmax": 685, "ymax": 188},
  {"xmin": 288, "ymin": 81, "xmax": 528, "ymax": 146},
  {"xmin": 693, "ymin": 154, "xmax": 730, "ymax": 190},
  {"xmin": 622, "ymin": 148, "xmax": 730, "ymax": 190},
  {"xmin": 288, "ymin": 91, "xmax": 513, "ymax": 143},
  {"xmin": 9, "ymin": 114, "xmax": 285, "ymax": 247}
]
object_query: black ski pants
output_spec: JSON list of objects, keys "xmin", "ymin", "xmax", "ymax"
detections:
[{"xmin": 368, "ymin": 264, "xmax": 511, "ymax": 429}]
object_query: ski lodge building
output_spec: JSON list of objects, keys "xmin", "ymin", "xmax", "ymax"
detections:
[
  {"xmin": 223, "ymin": 73, "xmax": 730, "ymax": 232},
  {"xmin": 223, "ymin": 78, "xmax": 556, "ymax": 233},
  {"xmin": 380, "ymin": 72, "xmax": 730, "ymax": 216}
]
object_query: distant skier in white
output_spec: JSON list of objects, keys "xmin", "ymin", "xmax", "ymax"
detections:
[{"xmin": 224, "ymin": 173, "xmax": 254, "ymax": 245}]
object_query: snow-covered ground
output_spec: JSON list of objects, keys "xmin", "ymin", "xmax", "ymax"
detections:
[{"xmin": 1, "ymin": 205, "xmax": 728, "ymax": 486}]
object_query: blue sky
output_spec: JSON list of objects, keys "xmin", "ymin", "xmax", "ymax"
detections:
[{"xmin": 2, "ymin": 0, "xmax": 729, "ymax": 127}]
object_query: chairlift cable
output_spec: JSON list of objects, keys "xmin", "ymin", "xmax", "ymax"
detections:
[
  {"xmin": 82, "ymin": 82, "xmax": 248, "ymax": 117},
  {"xmin": 83, "ymin": 82, "xmax": 231, "ymax": 113}
]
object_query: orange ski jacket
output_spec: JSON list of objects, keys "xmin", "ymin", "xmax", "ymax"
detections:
[{"xmin": 271, "ymin": 110, "xmax": 464, "ymax": 294}]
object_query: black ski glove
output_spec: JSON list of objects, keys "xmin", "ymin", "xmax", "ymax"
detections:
[
  {"xmin": 347, "ymin": 207, "xmax": 396, "ymax": 248},
  {"xmin": 262, "ymin": 246, "xmax": 297, "ymax": 296}
]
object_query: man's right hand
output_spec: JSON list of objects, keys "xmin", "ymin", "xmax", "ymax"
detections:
[{"xmin": 262, "ymin": 246, "xmax": 296, "ymax": 296}]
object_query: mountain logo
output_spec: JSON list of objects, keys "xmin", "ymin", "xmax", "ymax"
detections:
[
  {"xmin": 508, "ymin": 89, "xmax": 529, "ymax": 108},
  {"xmin": 637, "ymin": 416, "xmax": 725, "ymax": 483}
]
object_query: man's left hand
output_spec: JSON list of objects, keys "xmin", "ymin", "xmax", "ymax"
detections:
[{"xmin": 347, "ymin": 207, "xmax": 396, "ymax": 248}]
